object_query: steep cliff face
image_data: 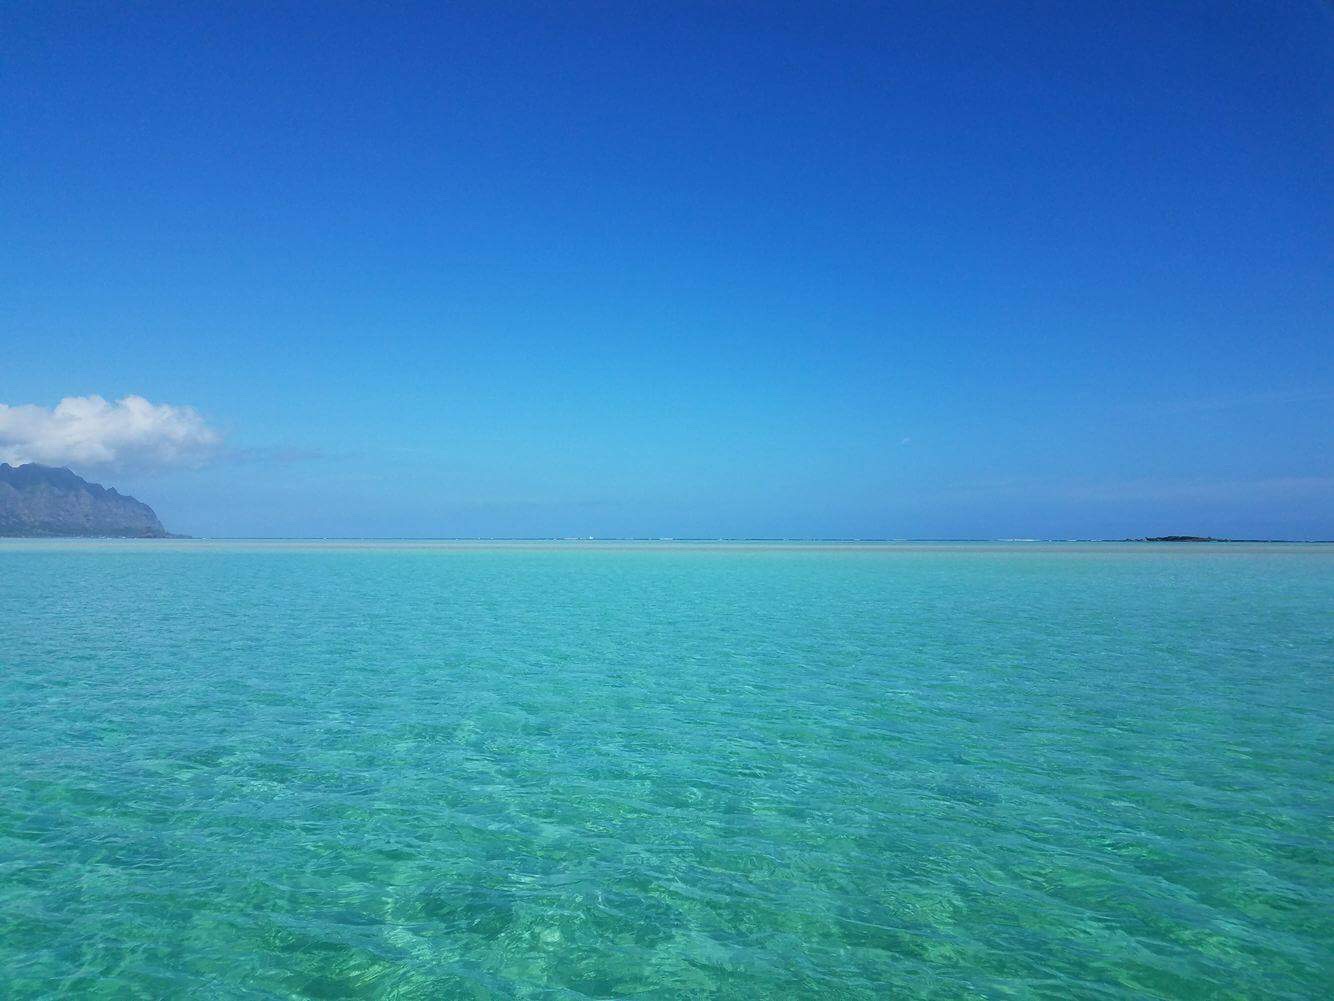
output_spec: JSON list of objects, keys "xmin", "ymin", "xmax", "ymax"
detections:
[{"xmin": 0, "ymin": 463, "xmax": 171, "ymax": 537}]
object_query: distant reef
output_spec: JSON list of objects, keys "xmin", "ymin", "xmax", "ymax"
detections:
[
  {"xmin": 1129, "ymin": 536, "xmax": 1226, "ymax": 543},
  {"xmin": 0, "ymin": 463, "xmax": 174, "ymax": 538}
]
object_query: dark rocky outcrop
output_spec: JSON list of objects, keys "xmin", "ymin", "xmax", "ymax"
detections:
[
  {"xmin": 1139, "ymin": 536, "xmax": 1224, "ymax": 543},
  {"xmin": 0, "ymin": 463, "xmax": 172, "ymax": 537}
]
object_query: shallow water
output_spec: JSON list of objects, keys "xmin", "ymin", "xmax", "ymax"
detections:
[{"xmin": 1, "ymin": 541, "xmax": 1330, "ymax": 998}]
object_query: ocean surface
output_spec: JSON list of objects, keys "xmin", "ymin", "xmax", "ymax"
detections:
[{"xmin": 1, "ymin": 540, "xmax": 1330, "ymax": 1000}]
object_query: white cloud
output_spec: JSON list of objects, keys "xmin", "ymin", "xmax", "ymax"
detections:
[{"xmin": 0, "ymin": 395, "xmax": 222, "ymax": 471}]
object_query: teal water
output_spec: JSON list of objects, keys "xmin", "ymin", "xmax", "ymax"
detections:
[{"xmin": 1, "ymin": 541, "xmax": 1330, "ymax": 999}]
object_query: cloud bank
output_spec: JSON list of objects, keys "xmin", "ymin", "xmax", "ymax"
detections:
[{"xmin": 0, "ymin": 395, "xmax": 222, "ymax": 471}]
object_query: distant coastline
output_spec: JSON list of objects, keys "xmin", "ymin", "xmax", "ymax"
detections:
[{"xmin": 3, "ymin": 536, "xmax": 1328, "ymax": 545}]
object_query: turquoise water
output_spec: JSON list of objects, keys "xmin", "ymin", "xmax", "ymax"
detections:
[{"xmin": 1, "ymin": 541, "xmax": 1330, "ymax": 999}]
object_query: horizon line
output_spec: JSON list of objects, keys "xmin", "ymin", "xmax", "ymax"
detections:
[{"xmin": 13, "ymin": 536, "xmax": 1331, "ymax": 545}]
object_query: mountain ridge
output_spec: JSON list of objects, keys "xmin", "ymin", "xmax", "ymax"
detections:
[{"xmin": 0, "ymin": 463, "xmax": 174, "ymax": 537}]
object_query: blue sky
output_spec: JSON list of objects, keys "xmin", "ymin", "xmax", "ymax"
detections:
[{"xmin": 3, "ymin": 2, "xmax": 1330, "ymax": 538}]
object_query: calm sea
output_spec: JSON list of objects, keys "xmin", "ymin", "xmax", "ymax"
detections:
[{"xmin": 1, "ymin": 541, "xmax": 1330, "ymax": 999}]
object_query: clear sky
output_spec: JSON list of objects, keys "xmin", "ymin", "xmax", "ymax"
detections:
[{"xmin": 3, "ymin": 2, "xmax": 1331, "ymax": 539}]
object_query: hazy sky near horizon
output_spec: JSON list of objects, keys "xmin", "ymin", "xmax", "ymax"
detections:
[{"xmin": 3, "ymin": 2, "xmax": 1331, "ymax": 538}]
